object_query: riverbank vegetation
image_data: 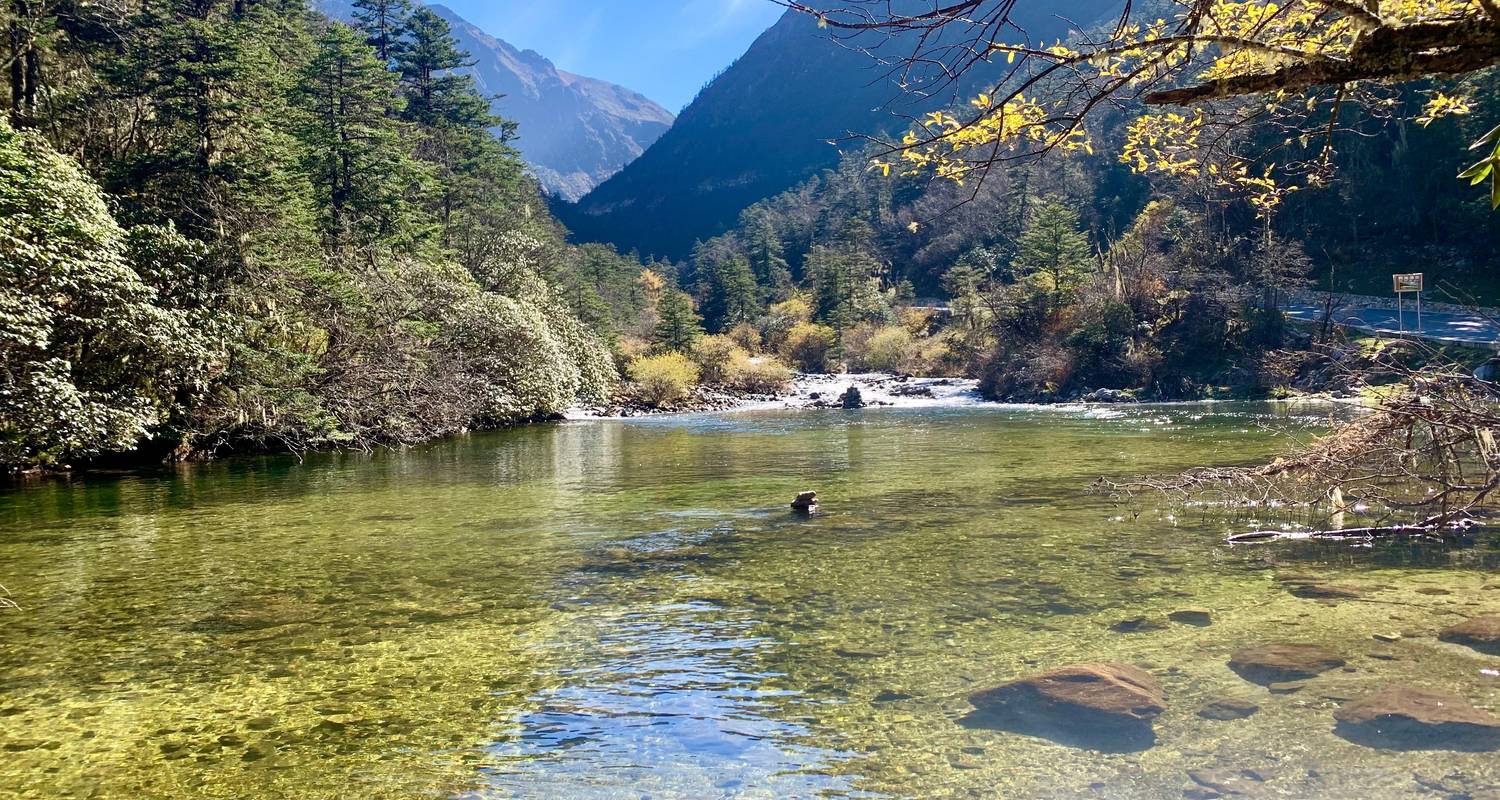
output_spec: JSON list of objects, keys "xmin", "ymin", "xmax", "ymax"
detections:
[
  {"xmin": 1, "ymin": 1, "xmax": 616, "ymax": 471},
  {"xmin": 8, "ymin": 0, "xmax": 1500, "ymax": 469}
]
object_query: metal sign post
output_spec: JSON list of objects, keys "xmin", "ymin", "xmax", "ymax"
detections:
[{"xmin": 1393, "ymin": 273, "xmax": 1424, "ymax": 335}]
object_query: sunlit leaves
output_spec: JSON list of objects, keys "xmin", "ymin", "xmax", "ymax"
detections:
[
  {"xmin": 1417, "ymin": 92, "xmax": 1474, "ymax": 126},
  {"xmin": 879, "ymin": 0, "xmax": 1499, "ymax": 211}
]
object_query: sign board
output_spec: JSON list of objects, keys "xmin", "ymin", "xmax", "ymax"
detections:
[{"xmin": 1393, "ymin": 273, "xmax": 1424, "ymax": 293}]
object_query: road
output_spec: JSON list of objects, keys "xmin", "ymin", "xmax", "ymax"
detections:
[{"xmin": 1284, "ymin": 302, "xmax": 1500, "ymax": 347}]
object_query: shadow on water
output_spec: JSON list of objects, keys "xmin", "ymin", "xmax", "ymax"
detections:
[
  {"xmin": 1333, "ymin": 721, "xmax": 1500, "ymax": 753},
  {"xmin": 958, "ymin": 708, "xmax": 1158, "ymax": 754}
]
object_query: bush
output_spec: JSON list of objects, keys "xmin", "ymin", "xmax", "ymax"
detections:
[
  {"xmin": 629, "ymin": 353, "xmax": 700, "ymax": 407},
  {"xmin": 898, "ymin": 307, "xmax": 936, "ymax": 335},
  {"xmin": 780, "ymin": 322, "xmax": 836, "ymax": 372},
  {"xmin": 613, "ymin": 335, "xmax": 651, "ymax": 376},
  {"xmin": 0, "ymin": 119, "xmax": 216, "ymax": 468},
  {"xmin": 726, "ymin": 353, "xmax": 794, "ymax": 393},
  {"xmin": 762, "ymin": 297, "xmax": 814, "ymax": 352},
  {"xmin": 690, "ymin": 334, "xmax": 746, "ymax": 385},
  {"xmin": 726, "ymin": 321, "xmax": 762, "ymax": 353},
  {"xmin": 857, "ymin": 326, "xmax": 916, "ymax": 374}
]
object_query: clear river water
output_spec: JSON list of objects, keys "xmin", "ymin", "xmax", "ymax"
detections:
[{"xmin": 3, "ymin": 401, "xmax": 1500, "ymax": 799}]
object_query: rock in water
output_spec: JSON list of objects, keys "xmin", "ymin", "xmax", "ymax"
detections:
[
  {"xmin": 1198, "ymin": 697, "xmax": 1260, "ymax": 721},
  {"xmin": 1082, "ymin": 388, "xmax": 1138, "ymax": 403},
  {"xmin": 1168, "ymin": 608, "xmax": 1213, "ymax": 626},
  {"xmin": 1228, "ymin": 643, "xmax": 1345, "ymax": 685},
  {"xmin": 791, "ymin": 491, "xmax": 819, "ymax": 513},
  {"xmin": 1439, "ymin": 616, "xmax": 1500, "ymax": 655},
  {"xmin": 965, "ymin": 663, "xmax": 1165, "ymax": 751},
  {"xmin": 838, "ymin": 386, "xmax": 864, "ymax": 409},
  {"xmin": 1334, "ymin": 687, "xmax": 1500, "ymax": 751}
]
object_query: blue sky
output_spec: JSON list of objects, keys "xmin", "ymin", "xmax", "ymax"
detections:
[{"xmin": 439, "ymin": 0, "xmax": 787, "ymax": 112}]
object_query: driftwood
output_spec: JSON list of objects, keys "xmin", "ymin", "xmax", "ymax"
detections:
[{"xmin": 1103, "ymin": 353, "xmax": 1500, "ymax": 544}]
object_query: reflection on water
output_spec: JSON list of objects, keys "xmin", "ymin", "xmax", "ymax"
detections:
[{"xmin": 2, "ymin": 402, "xmax": 1500, "ymax": 799}]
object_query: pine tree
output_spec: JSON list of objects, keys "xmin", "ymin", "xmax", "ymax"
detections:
[
  {"xmin": 746, "ymin": 217, "xmax": 793, "ymax": 300},
  {"xmin": 351, "ymin": 0, "xmax": 411, "ymax": 63},
  {"xmin": 116, "ymin": 3, "xmax": 308, "ymax": 242},
  {"xmin": 653, "ymin": 289, "xmax": 703, "ymax": 352},
  {"xmin": 1014, "ymin": 200, "xmax": 1093, "ymax": 303},
  {"xmin": 393, "ymin": 8, "xmax": 506, "ymax": 233},
  {"xmin": 395, "ymin": 9, "xmax": 489, "ymax": 131},
  {"xmin": 694, "ymin": 243, "xmax": 758, "ymax": 332},
  {"xmin": 293, "ymin": 23, "xmax": 423, "ymax": 246}
]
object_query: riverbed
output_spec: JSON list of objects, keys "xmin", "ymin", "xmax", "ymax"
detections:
[{"xmin": 2, "ymin": 401, "xmax": 1499, "ymax": 798}]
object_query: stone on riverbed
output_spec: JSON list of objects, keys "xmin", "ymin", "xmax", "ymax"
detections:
[
  {"xmin": 1198, "ymin": 697, "xmax": 1260, "ymax": 721},
  {"xmin": 1169, "ymin": 608, "xmax": 1213, "ymax": 626},
  {"xmin": 1280, "ymin": 578, "xmax": 1365, "ymax": 600},
  {"xmin": 1438, "ymin": 616, "xmax": 1500, "ymax": 655},
  {"xmin": 964, "ymin": 663, "xmax": 1165, "ymax": 752},
  {"xmin": 1334, "ymin": 687, "xmax": 1500, "ymax": 751},
  {"xmin": 1110, "ymin": 616, "xmax": 1166, "ymax": 634},
  {"xmin": 1228, "ymin": 643, "xmax": 1345, "ymax": 685}
]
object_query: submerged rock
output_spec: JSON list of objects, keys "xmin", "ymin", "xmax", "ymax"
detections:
[
  {"xmin": 1110, "ymin": 616, "xmax": 1166, "ymax": 634},
  {"xmin": 1187, "ymin": 767, "xmax": 1265, "ymax": 797},
  {"xmin": 1228, "ymin": 643, "xmax": 1345, "ymax": 685},
  {"xmin": 1334, "ymin": 687, "xmax": 1500, "ymax": 751},
  {"xmin": 1281, "ymin": 579, "xmax": 1365, "ymax": 600},
  {"xmin": 1198, "ymin": 697, "xmax": 1260, "ymax": 721},
  {"xmin": 791, "ymin": 491, "xmax": 819, "ymax": 513},
  {"xmin": 1438, "ymin": 616, "xmax": 1500, "ymax": 655},
  {"xmin": 1169, "ymin": 608, "xmax": 1214, "ymax": 626},
  {"xmin": 965, "ymin": 663, "xmax": 1165, "ymax": 752}
]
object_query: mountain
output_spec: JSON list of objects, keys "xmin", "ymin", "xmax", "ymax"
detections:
[
  {"xmin": 317, "ymin": 2, "xmax": 675, "ymax": 201},
  {"xmin": 561, "ymin": 1, "xmax": 1119, "ymax": 260},
  {"xmin": 428, "ymin": 5, "xmax": 674, "ymax": 201}
]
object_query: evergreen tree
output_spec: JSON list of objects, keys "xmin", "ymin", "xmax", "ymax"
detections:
[
  {"xmin": 351, "ymin": 0, "xmax": 411, "ymax": 63},
  {"xmin": 1014, "ymin": 200, "xmax": 1093, "ymax": 303},
  {"xmin": 395, "ymin": 9, "xmax": 489, "ymax": 131},
  {"xmin": 745, "ymin": 217, "xmax": 793, "ymax": 300},
  {"xmin": 694, "ymin": 242, "xmax": 758, "ymax": 332},
  {"xmin": 393, "ymin": 8, "xmax": 509, "ymax": 233},
  {"xmin": 653, "ymin": 289, "xmax": 703, "ymax": 352},
  {"xmin": 113, "ymin": 2, "xmax": 310, "ymax": 247},
  {"xmin": 292, "ymin": 23, "xmax": 423, "ymax": 246}
]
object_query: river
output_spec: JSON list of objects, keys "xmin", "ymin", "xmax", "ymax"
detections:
[{"xmin": 2, "ymin": 401, "xmax": 1499, "ymax": 798}]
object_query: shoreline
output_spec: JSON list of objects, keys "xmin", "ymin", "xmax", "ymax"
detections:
[
  {"xmin": 566, "ymin": 373, "xmax": 988, "ymax": 419},
  {"xmin": 567, "ymin": 372, "xmax": 1359, "ymax": 421},
  {"xmin": 9, "ymin": 378, "xmax": 1354, "ymax": 484}
]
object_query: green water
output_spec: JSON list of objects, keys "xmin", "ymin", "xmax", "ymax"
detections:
[{"xmin": 3, "ymin": 404, "xmax": 1500, "ymax": 799}]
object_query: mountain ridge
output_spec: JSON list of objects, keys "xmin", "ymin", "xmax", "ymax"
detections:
[
  {"xmin": 316, "ymin": 1, "xmax": 674, "ymax": 201},
  {"xmin": 562, "ymin": 1, "xmax": 1120, "ymax": 259}
]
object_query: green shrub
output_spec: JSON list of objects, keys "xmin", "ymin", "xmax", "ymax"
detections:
[
  {"xmin": 780, "ymin": 322, "xmax": 836, "ymax": 372},
  {"xmin": 0, "ymin": 119, "xmax": 216, "ymax": 468},
  {"xmin": 690, "ymin": 334, "xmax": 746, "ymax": 385},
  {"xmin": 726, "ymin": 321, "xmax": 762, "ymax": 354},
  {"xmin": 762, "ymin": 297, "xmax": 813, "ymax": 352},
  {"xmin": 726, "ymin": 354, "xmax": 794, "ymax": 393},
  {"xmin": 629, "ymin": 353, "xmax": 700, "ymax": 407},
  {"xmin": 865, "ymin": 327, "xmax": 915, "ymax": 373}
]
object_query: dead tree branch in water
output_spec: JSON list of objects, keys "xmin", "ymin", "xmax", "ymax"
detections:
[{"xmin": 1102, "ymin": 355, "xmax": 1500, "ymax": 544}]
